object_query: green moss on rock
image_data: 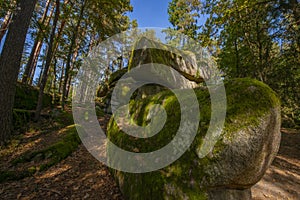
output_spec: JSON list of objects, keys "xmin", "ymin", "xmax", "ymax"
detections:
[
  {"xmin": 128, "ymin": 37, "xmax": 203, "ymax": 84},
  {"xmin": 14, "ymin": 82, "xmax": 52, "ymax": 110},
  {"xmin": 107, "ymin": 78, "xmax": 281, "ymax": 200}
]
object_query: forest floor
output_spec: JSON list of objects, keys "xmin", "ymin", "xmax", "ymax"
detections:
[{"xmin": 0, "ymin": 113, "xmax": 299, "ymax": 200}]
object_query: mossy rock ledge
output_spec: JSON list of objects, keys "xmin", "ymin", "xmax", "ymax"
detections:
[
  {"xmin": 107, "ymin": 78, "xmax": 281, "ymax": 200},
  {"xmin": 98, "ymin": 37, "xmax": 203, "ymax": 113},
  {"xmin": 128, "ymin": 37, "xmax": 203, "ymax": 86}
]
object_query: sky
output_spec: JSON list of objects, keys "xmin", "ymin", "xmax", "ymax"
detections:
[
  {"xmin": 127, "ymin": 0, "xmax": 172, "ymax": 28},
  {"xmin": 0, "ymin": 0, "xmax": 172, "ymax": 52}
]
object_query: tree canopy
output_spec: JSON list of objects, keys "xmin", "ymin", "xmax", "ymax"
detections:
[{"xmin": 168, "ymin": 0, "xmax": 300, "ymax": 126}]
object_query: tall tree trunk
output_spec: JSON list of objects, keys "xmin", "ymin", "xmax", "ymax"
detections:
[
  {"xmin": 37, "ymin": 47, "xmax": 47, "ymax": 87},
  {"xmin": 35, "ymin": 0, "xmax": 60, "ymax": 121},
  {"xmin": 0, "ymin": 10, "xmax": 12, "ymax": 45},
  {"xmin": 0, "ymin": 0, "xmax": 38, "ymax": 144},
  {"xmin": 65, "ymin": 75, "xmax": 72, "ymax": 101},
  {"xmin": 58, "ymin": 61, "xmax": 65, "ymax": 94},
  {"xmin": 52, "ymin": 58, "xmax": 57, "ymax": 103},
  {"xmin": 34, "ymin": 0, "xmax": 71, "ymax": 86},
  {"xmin": 28, "ymin": 41, "xmax": 43, "ymax": 85},
  {"xmin": 24, "ymin": 39, "xmax": 43, "ymax": 84},
  {"xmin": 65, "ymin": 24, "xmax": 86, "ymax": 100},
  {"xmin": 52, "ymin": 0, "xmax": 71, "ymax": 54},
  {"xmin": 22, "ymin": 0, "xmax": 53, "ymax": 84},
  {"xmin": 45, "ymin": 0, "xmax": 71, "ymax": 94},
  {"xmin": 61, "ymin": 0, "xmax": 86, "ymax": 110}
]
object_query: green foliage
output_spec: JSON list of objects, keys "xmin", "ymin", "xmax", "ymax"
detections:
[
  {"xmin": 168, "ymin": 0, "xmax": 299, "ymax": 127},
  {"xmin": 0, "ymin": 0, "xmax": 14, "ymax": 18},
  {"xmin": 38, "ymin": 125, "xmax": 80, "ymax": 170},
  {"xmin": 168, "ymin": 0, "xmax": 201, "ymax": 39}
]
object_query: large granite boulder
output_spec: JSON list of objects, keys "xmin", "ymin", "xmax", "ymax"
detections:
[
  {"xmin": 97, "ymin": 37, "xmax": 203, "ymax": 113},
  {"xmin": 107, "ymin": 78, "xmax": 281, "ymax": 200},
  {"xmin": 128, "ymin": 37, "xmax": 204, "ymax": 86}
]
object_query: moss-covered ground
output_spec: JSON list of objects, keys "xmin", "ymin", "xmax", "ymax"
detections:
[{"xmin": 0, "ymin": 109, "xmax": 81, "ymax": 183}]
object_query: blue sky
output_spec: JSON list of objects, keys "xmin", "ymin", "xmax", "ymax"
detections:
[{"xmin": 127, "ymin": 0, "xmax": 172, "ymax": 28}]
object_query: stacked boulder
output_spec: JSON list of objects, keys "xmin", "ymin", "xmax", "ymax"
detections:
[
  {"xmin": 106, "ymin": 37, "xmax": 281, "ymax": 200},
  {"xmin": 97, "ymin": 37, "xmax": 203, "ymax": 113}
]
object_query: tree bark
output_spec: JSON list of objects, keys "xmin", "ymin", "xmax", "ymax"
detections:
[
  {"xmin": 65, "ymin": 23, "xmax": 87, "ymax": 100},
  {"xmin": 37, "ymin": 47, "xmax": 47, "ymax": 86},
  {"xmin": 22, "ymin": 0, "xmax": 53, "ymax": 84},
  {"xmin": 58, "ymin": 61, "xmax": 65, "ymax": 94},
  {"xmin": 52, "ymin": 58, "xmax": 57, "ymax": 103},
  {"xmin": 0, "ymin": 0, "xmax": 38, "ymax": 144},
  {"xmin": 35, "ymin": 0, "xmax": 60, "ymax": 121}
]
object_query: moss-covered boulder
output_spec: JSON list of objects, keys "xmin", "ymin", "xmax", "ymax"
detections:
[
  {"xmin": 98, "ymin": 37, "xmax": 205, "ymax": 113},
  {"xmin": 126, "ymin": 37, "xmax": 202, "ymax": 100},
  {"xmin": 128, "ymin": 37, "xmax": 203, "ymax": 85},
  {"xmin": 107, "ymin": 78, "xmax": 281, "ymax": 200},
  {"xmin": 12, "ymin": 83, "xmax": 53, "ymax": 130},
  {"xmin": 14, "ymin": 82, "xmax": 52, "ymax": 110}
]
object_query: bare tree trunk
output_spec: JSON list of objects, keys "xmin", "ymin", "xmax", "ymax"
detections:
[
  {"xmin": 35, "ymin": 0, "xmax": 60, "ymax": 121},
  {"xmin": 37, "ymin": 45, "xmax": 48, "ymax": 86},
  {"xmin": 61, "ymin": 0, "xmax": 86, "ymax": 110},
  {"xmin": 28, "ymin": 42, "xmax": 43, "ymax": 85},
  {"xmin": 52, "ymin": 58, "xmax": 57, "ymax": 103},
  {"xmin": 58, "ymin": 61, "xmax": 65, "ymax": 94},
  {"xmin": 0, "ymin": 10, "xmax": 12, "ymax": 45},
  {"xmin": 46, "ymin": 0, "xmax": 71, "ymax": 96},
  {"xmin": 65, "ymin": 24, "xmax": 86, "ymax": 100},
  {"xmin": 65, "ymin": 75, "xmax": 72, "ymax": 101},
  {"xmin": 0, "ymin": 0, "xmax": 38, "ymax": 144},
  {"xmin": 22, "ymin": 0, "xmax": 53, "ymax": 84}
]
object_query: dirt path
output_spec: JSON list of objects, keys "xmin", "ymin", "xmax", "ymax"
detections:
[
  {"xmin": 0, "ymin": 117, "xmax": 299, "ymax": 199},
  {"xmin": 252, "ymin": 128, "xmax": 300, "ymax": 200}
]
